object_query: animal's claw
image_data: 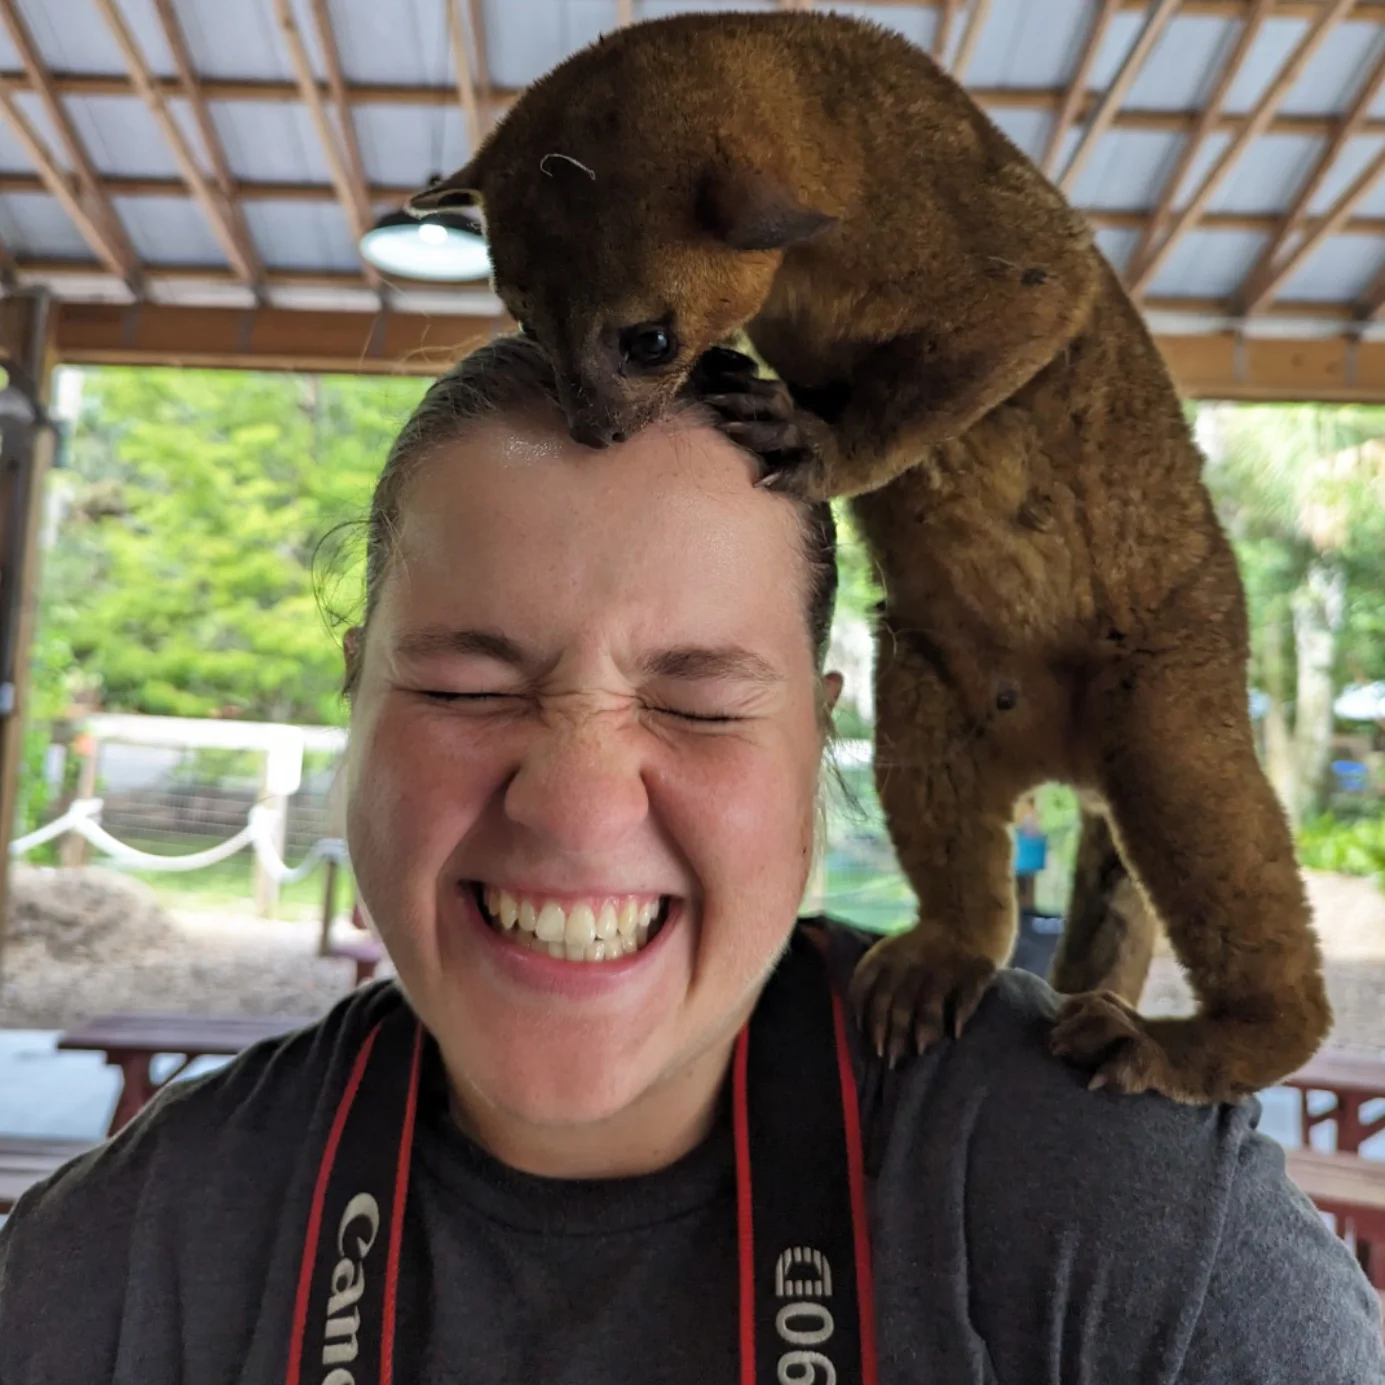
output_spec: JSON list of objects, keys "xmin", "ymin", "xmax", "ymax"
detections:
[
  {"xmin": 686, "ymin": 349, "xmax": 832, "ymax": 499},
  {"xmin": 848, "ymin": 929, "xmax": 998, "ymax": 1065},
  {"xmin": 1050, "ymin": 991, "xmax": 1175, "ymax": 1097}
]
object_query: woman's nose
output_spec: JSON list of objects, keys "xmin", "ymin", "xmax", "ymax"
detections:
[{"xmin": 502, "ymin": 715, "xmax": 650, "ymax": 854}]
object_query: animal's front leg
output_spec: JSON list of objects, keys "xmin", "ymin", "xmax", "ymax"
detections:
[
  {"xmin": 1050, "ymin": 647, "xmax": 1332, "ymax": 1103},
  {"xmin": 850, "ymin": 614, "xmax": 1025, "ymax": 1065}
]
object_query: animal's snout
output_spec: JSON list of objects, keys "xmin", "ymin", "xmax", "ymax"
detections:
[{"xmin": 568, "ymin": 416, "xmax": 627, "ymax": 449}]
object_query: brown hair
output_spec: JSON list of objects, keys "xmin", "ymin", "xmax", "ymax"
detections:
[{"xmin": 349, "ymin": 334, "xmax": 837, "ymax": 692}]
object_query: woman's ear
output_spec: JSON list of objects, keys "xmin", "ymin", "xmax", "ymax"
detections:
[{"xmin": 822, "ymin": 671, "xmax": 844, "ymax": 712}]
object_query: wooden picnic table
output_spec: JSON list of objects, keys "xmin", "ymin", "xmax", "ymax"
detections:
[
  {"xmin": 58, "ymin": 1013, "xmax": 312, "ymax": 1136},
  {"xmin": 1286, "ymin": 1048, "xmax": 1385, "ymax": 1154}
]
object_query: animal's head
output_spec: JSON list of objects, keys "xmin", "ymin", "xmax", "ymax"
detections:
[{"xmin": 409, "ymin": 150, "xmax": 834, "ymax": 448}]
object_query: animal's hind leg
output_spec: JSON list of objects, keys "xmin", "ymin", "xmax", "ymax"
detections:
[
  {"xmin": 1049, "ymin": 806, "xmax": 1157, "ymax": 1005},
  {"xmin": 1050, "ymin": 652, "xmax": 1331, "ymax": 1103},
  {"xmin": 850, "ymin": 624, "xmax": 1027, "ymax": 1065}
]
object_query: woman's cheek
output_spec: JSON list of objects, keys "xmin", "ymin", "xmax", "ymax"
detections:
[{"xmin": 355, "ymin": 699, "xmax": 507, "ymax": 860}]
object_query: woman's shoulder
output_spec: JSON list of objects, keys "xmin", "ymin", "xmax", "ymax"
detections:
[
  {"xmin": 808, "ymin": 916, "xmax": 1259, "ymax": 1184},
  {"xmin": 0, "ymin": 983, "xmax": 405, "ymax": 1321},
  {"xmin": 806, "ymin": 917, "xmax": 1383, "ymax": 1381}
]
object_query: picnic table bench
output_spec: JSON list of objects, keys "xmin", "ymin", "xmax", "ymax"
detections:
[
  {"xmin": 1286, "ymin": 1048, "xmax": 1385, "ymax": 1154},
  {"xmin": 58, "ymin": 1013, "xmax": 311, "ymax": 1136},
  {"xmin": 0, "ymin": 1136, "xmax": 95, "ymax": 1212}
]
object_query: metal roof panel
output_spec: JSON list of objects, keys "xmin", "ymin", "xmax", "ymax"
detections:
[
  {"xmin": 242, "ymin": 199, "xmax": 360, "ymax": 271},
  {"xmin": 171, "ymin": 0, "xmax": 295, "ymax": 82},
  {"xmin": 963, "ymin": 0, "xmax": 1090, "ymax": 90},
  {"xmin": 1066, "ymin": 128, "xmax": 1184, "ymax": 211},
  {"xmin": 113, "ymin": 194, "xmax": 227, "ymax": 264},
  {"xmin": 1123, "ymin": 15, "xmax": 1241, "ymax": 111},
  {"xmin": 63, "ymin": 95, "xmax": 184, "ymax": 178},
  {"xmin": 1279, "ymin": 19, "xmax": 1385, "ymax": 116},
  {"xmin": 1278, "ymin": 235, "xmax": 1385, "ymax": 302},
  {"xmin": 352, "ymin": 104, "xmax": 473, "ymax": 190},
  {"xmin": 1204, "ymin": 133, "xmax": 1324, "ymax": 214},
  {"xmin": 14, "ymin": 0, "xmax": 151, "ymax": 76},
  {"xmin": 1305, "ymin": 134, "xmax": 1385, "ymax": 216},
  {"xmin": 1147, "ymin": 227, "xmax": 1270, "ymax": 297},
  {"xmin": 209, "ymin": 101, "xmax": 333, "ymax": 184},
  {"xmin": 0, "ymin": 191, "xmax": 96, "ymax": 258},
  {"xmin": 1220, "ymin": 16, "xmax": 1309, "ymax": 116}
]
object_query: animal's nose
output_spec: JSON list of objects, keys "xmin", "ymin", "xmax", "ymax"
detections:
[{"xmin": 569, "ymin": 417, "xmax": 626, "ymax": 449}]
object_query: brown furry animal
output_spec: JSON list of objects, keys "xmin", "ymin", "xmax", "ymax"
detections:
[{"xmin": 409, "ymin": 11, "xmax": 1330, "ymax": 1102}]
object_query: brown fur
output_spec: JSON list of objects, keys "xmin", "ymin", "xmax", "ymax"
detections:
[
  {"xmin": 411, "ymin": 11, "xmax": 1330, "ymax": 1102},
  {"xmin": 1050, "ymin": 809, "xmax": 1157, "ymax": 1005}
]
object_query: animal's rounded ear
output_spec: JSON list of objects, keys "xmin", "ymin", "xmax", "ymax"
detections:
[
  {"xmin": 407, "ymin": 164, "xmax": 482, "ymax": 216},
  {"xmin": 696, "ymin": 167, "xmax": 835, "ymax": 251}
]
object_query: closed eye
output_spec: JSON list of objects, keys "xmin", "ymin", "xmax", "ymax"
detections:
[
  {"xmin": 417, "ymin": 690, "xmax": 513, "ymax": 703},
  {"xmin": 650, "ymin": 704, "xmax": 740, "ymax": 724}
]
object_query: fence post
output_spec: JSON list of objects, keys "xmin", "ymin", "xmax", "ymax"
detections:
[
  {"xmin": 60, "ymin": 732, "xmax": 98, "ymax": 868},
  {"xmin": 253, "ymin": 754, "xmax": 286, "ymax": 919}
]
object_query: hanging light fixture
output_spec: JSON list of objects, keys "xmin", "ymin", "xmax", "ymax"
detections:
[{"xmin": 359, "ymin": 208, "xmax": 491, "ymax": 282}]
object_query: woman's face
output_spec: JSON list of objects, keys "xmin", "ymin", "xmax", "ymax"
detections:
[{"xmin": 345, "ymin": 409, "xmax": 833, "ymax": 1138}]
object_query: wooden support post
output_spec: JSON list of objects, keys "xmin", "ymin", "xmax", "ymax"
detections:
[{"xmin": 0, "ymin": 291, "xmax": 56, "ymax": 974}]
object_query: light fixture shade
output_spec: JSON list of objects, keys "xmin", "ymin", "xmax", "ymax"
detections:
[{"xmin": 359, "ymin": 209, "xmax": 491, "ymax": 282}]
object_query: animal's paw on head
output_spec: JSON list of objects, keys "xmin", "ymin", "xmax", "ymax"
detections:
[{"xmin": 686, "ymin": 348, "xmax": 833, "ymax": 500}]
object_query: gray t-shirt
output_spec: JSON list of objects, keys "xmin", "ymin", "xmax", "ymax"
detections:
[{"xmin": 1, "ymin": 923, "xmax": 1381, "ymax": 1384}]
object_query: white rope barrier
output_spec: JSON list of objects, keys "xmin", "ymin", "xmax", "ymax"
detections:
[{"xmin": 10, "ymin": 796, "xmax": 348, "ymax": 881}]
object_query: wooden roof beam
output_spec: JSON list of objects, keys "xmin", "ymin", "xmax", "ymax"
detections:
[
  {"xmin": 933, "ymin": 0, "xmax": 962, "ymax": 63},
  {"xmin": 950, "ymin": 0, "xmax": 990, "ymax": 80},
  {"xmin": 1126, "ymin": 0, "xmax": 1273, "ymax": 285},
  {"xmin": 0, "ymin": 0, "xmax": 141, "ymax": 293},
  {"xmin": 19, "ymin": 71, "xmax": 1385, "ymax": 142},
  {"xmin": 446, "ymin": 0, "xmax": 483, "ymax": 153},
  {"xmin": 1236, "ymin": 43, "xmax": 1385, "ymax": 316},
  {"xmin": 18, "ymin": 174, "xmax": 1385, "ymax": 240},
  {"xmin": 1042, "ymin": 0, "xmax": 1120, "ymax": 177},
  {"xmin": 1059, "ymin": 0, "xmax": 1184, "ymax": 194},
  {"xmin": 149, "ymin": 0, "xmax": 264, "ymax": 298},
  {"xmin": 309, "ymin": 0, "xmax": 373, "ymax": 230},
  {"xmin": 0, "ymin": 75, "xmax": 137, "ymax": 286},
  {"xmin": 272, "ymin": 0, "xmax": 385, "ymax": 292},
  {"xmin": 90, "ymin": 0, "xmax": 259, "ymax": 288},
  {"xmin": 1241, "ymin": 144, "xmax": 1385, "ymax": 316},
  {"xmin": 1128, "ymin": 0, "xmax": 1357, "ymax": 298},
  {"xmin": 467, "ymin": 0, "xmax": 493, "ymax": 132}
]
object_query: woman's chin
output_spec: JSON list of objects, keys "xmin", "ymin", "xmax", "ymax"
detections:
[{"xmin": 457, "ymin": 1041, "xmax": 667, "ymax": 1135}]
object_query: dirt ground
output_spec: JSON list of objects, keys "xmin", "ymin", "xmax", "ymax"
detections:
[
  {"xmin": 1, "ymin": 867, "xmax": 1382, "ymax": 1048},
  {"xmin": 0, "ymin": 867, "xmax": 391, "ymax": 1028}
]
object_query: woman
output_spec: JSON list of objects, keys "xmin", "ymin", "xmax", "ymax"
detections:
[{"xmin": 0, "ymin": 337, "xmax": 1379, "ymax": 1384}]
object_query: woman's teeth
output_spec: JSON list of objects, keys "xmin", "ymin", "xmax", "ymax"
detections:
[{"xmin": 479, "ymin": 886, "xmax": 664, "ymax": 962}]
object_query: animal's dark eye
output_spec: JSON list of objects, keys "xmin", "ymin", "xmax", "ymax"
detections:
[{"xmin": 620, "ymin": 322, "xmax": 678, "ymax": 368}]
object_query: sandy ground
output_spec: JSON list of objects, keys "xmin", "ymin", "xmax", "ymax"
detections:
[{"xmin": 1, "ymin": 868, "xmax": 1382, "ymax": 1044}]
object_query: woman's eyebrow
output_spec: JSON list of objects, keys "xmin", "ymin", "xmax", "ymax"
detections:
[
  {"xmin": 394, "ymin": 626, "xmax": 530, "ymax": 667},
  {"xmin": 640, "ymin": 645, "xmax": 784, "ymax": 685},
  {"xmin": 394, "ymin": 628, "xmax": 782, "ymax": 685}
]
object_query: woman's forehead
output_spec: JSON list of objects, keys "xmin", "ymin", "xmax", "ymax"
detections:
[{"xmin": 383, "ymin": 417, "xmax": 809, "ymax": 650}]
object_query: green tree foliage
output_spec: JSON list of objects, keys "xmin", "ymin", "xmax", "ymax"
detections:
[
  {"xmin": 1198, "ymin": 403, "xmax": 1385, "ymax": 822},
  {"xmin": 41, "ymin": 367, "xmax": 426, "ymax": 727}
]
